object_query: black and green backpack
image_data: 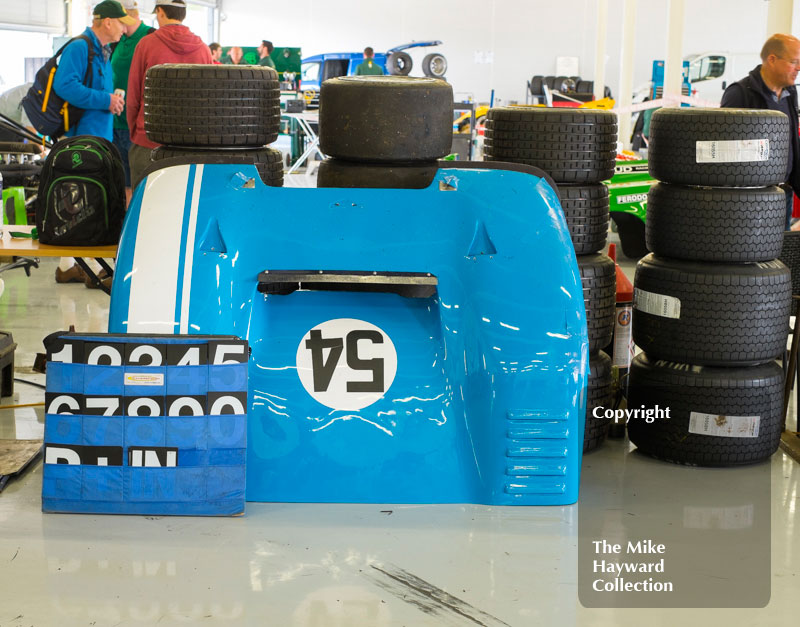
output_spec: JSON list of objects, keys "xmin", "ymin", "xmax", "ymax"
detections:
[{"xmin": 35, "ymin": 135, "xmax": 125, "ymax": 245}]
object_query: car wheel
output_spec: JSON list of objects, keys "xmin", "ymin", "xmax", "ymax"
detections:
[
  {"xmin": 144, "ymin": 64, "xmax": 281, "ymax": 147},
  {"xmin": 422, "ymin": 53, "xmax": 447, "ymax": 78},
  {"xmin": 633, "ymin": 254, "xmax": 790, "ymax": 366},
  {"xmin": 578, "ymin": 253, "xmax": 616, "ymax": 353},
  {"xmin": 319, "ymin": 76, "xmax": 453, "ymax": 163},
  {"xmin": 627, "ymin": 354, "xmax": 783, "ymax": 466},
  {"xmin": 648, "ymin": 108, "xmax": 789, "ymax": 187},
  {"xmin": 149, "ymin": 146, "xmax": 284, "ymax": 187},
  {"xmin": 556, "ymin": 184, "xmax": 609, "ymax": 254},
  {"xmin": 584, "ymin": 350, "xmax": 613, "ymax": 453},
  {"xmin": 386, "ymin": 51, "xmax": 413, "ymax": 76},
  {"xmin": 317, "ymin": 159, "xmax": 439, "ymax": 189},
  {"xmin": 484, "ymin": 108, "xmax": 617, "ymax": 184},
  {"xmin": 646, "ymin": 183, "xmax": 785, "ymax": 262}
]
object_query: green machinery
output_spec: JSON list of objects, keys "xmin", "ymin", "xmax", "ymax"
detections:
[{"xmin": 606, "ymin": 157, "xmax": 655, "ymax": 259}]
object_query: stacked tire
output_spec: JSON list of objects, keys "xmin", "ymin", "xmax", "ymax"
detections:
[
  {"xmin": 0, "ymin": 142, "xmax": 41, "ymax": 188},
  {"xmin": 317, "ymin": 76, "xmax": 453, "ymax": 189},
  {"xmin": 483, "ymin": 108, "xmax": 618, "ymax": 452},
  {"xmin": 630, "ymin": 108, "xmax": 791, "ymax": 466},
  {"xmin": 144, "ymin": 65, "xmax": 284, "ymax": 187}
]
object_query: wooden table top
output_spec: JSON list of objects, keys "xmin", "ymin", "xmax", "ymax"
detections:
[{"xmin": 0, "ymin": 225, "xmax": 117, "ymax": 258}]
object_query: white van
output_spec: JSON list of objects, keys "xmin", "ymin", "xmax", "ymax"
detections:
[{"xmin": 685, "ymin": 52, "xmax": 761, "ymax": 103}]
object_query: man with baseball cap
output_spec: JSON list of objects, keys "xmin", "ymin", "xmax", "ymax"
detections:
[
  {"xmin": 52, "ymin": 0, "xmax": 133, "ymax": 141},
  {"xmin": 51, "ymin": 0, "xmax": 135, "ymax": 286},
  {"xmin": 126, "ymin": 0, "xmax": 212, "ymax": 190}
]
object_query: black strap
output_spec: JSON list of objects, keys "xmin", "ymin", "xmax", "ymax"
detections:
[
  {"xmin": 54, "ymin": 34, "xmax": 95, "ymax": 90},
  {"xmin": 78, "ymin": 34, "xmax": 95, "ymax": 90}
]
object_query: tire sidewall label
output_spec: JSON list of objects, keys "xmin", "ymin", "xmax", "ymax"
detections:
[{"xmin": 296, "ymin": 318, "xmax": 397, "ymax": 410}]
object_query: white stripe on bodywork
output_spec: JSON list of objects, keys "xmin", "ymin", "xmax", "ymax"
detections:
[
  {"xmin": 179, "ymin": 164, "xmax": 203, "ymax": 333},
  {"xmin": 127, "ymin": 166, "xmax": 191, "ymax": 333}
]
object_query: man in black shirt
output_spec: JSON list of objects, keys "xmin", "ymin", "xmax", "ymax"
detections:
[{"xmin": 722, "ymin": 33, "xmax": 800, "ymax": 229}]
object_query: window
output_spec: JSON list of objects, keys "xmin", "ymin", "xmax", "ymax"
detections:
[
  {"xmin": 689, "ymin": 56, "xmax": 726, "ymax": 83},
  {"xmin": 182, "ymin": 3, "xmax": 216, "ymax": 45},
  {"xmin": 301, "ymin": 62, "xmax": 320, "ymax": 83},
  {"xmin": 0, "ymin": 30, "xmax": 54, "ymax": 88}
]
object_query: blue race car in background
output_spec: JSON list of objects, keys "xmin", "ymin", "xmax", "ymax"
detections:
[{"xmin": 300, "ymin": 41, "xmax": 447, "ymax": 107}]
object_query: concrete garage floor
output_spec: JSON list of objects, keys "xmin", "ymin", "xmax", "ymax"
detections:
[{"xmin": 0, "ymin": 235, "xmax": 798, "ymax": 626}]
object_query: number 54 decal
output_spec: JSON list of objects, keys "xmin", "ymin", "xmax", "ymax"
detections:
[{"xmin": 296, "ymin": 319, "xmax": 397, "ymax": 410}]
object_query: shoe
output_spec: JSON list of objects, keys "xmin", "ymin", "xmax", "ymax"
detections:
[
  {"xmin": 55, "ymin": 265, "xmax": 87, "ymax": 283},
  {"xmin": 85, "ymin": 269, "xmax": 107, "ymax": 287},
  {"xmin": 85, "ymin": 270, "xmax": 112, "ymax": 291}
]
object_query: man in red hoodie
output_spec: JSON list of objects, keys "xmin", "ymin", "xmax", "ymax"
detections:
[{"xmin": 126, "ymin": 0, "xmax": 211, "ymax": 190}]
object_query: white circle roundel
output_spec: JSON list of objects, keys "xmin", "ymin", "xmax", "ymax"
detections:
[{"xmin": 296, "ymin": 318, "xmax": 397, "ymax": 410}]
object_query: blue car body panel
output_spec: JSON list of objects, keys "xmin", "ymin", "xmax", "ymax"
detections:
[{"xmin": 109, "ymin": 163, "xmax": 588, "ymax": 505}]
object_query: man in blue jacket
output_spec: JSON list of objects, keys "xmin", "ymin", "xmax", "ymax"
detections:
[
  {"xmin": 52, "ymin": 0, "xmax": 133, "ymax": 142},
  {"xmin": 52, "ymin": 0, "xmax": 133, "ymax": 285}
]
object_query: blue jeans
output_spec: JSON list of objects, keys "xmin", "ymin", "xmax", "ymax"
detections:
[{"xmin": 112, "ymin": 128, "xmax": 132, "ymax": 187}]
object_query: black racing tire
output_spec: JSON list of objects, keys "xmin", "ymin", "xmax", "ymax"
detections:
[
  {"xmin": 646, "ymin": 183, "xmax": 785, "ymax": 262},
  {"xmin": 387, "ymin": 51, "xmax": 413, "ymax": 76},
  {"xmin": 553, "ymin": 76, "xmax": 569, "ymax": 92},
  {"xmin": 627, "ymin": 354, "xmax": 783, "ymax": 466},
  {"xmin": 779, "ymin": 231, "xmax": 800, "ymax": 316},
  {"xmin": 0, "ymin": 162, "xmax": 42, "ymax": 187},
  {"xmin": 484, "ymin": 124, "xmax": 617, "ymax": 150},
  {"xmin": 556, "ymin": 184, "xmax": 609, "ymax": 254},
  {"xmin": 0, "ymin": 141, "xmax": 38, "ymax": 154},
  {"xmin": 484, "ymin": 108, "xmax": 617, "ymax": 184},
  {"xmin": 633, "ymin": 254, "xmax": 791, "ymax": 366},
  {"xmin": 530, "ymin": 75, "xmax": 544, "ymax": 95},
  {"xmin": 144, "ymin": 64, "xmax": 281, "ymax": 147},
  {"xmin": 422, "ymin": 53, "xmax": 447, "ymax": 78},
  {"xmin": 648, "ymin": 108, "xmax": 790, "ymax": 187},
  {"xmin": 584, "ymin": 350, "xmax": 613, "ymax": 453},
  {"xmin": 319, "ymin": 76, "xmax": 453, "ymax": 163},
  {"xmin": 610, "ymin": 212, "xmax": 648, "ymax": 259},
  {"xmin": 544, "ymin": 76, "xmax": 556, "ymax": 90},
  {"xmin": 576, "ymin": 80, "xmax": 592, "ymax": 94},
  {"xmin": 150, "ymin": 146, "xmax": 284, "ymax": 187},
  {"xmin": 578, "ymin": 253, "xmax": 616, "ymax": 352},
  {"xmin": 317, "ymin": 159, "xmax": 438, "ymax": 189}
]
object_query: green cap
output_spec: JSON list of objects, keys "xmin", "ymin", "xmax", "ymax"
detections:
[{"xmin": 93, "ymin": 0, "xmax": 137, "ymax": 25}]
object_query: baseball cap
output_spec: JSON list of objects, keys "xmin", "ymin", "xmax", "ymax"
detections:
[
  {"xmin": 119, "ymin": 0, "xmax": 138, "ymax": 9},
  {"xmin": 153, "ymin": 0, "xmax": 186, "ymax": 10},
  {"xmin": 93, "ymin": 0, "xmax": 137, "ymax": 24}
]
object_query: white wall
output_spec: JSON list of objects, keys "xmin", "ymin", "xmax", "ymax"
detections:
[
  {"xmin": 0, "ymin": 0, "xmax": 64, "ymax": 33},
  {"xmin": 218, "ymin": 0, "xmax": 782, "ymax": 104},
  {"xmin": 0, "ymin": 0, "xmax": 788, "ymax": 101}
]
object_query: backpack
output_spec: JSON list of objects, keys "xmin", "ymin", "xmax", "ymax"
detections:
[
  {"xmin": 21, "ymin": 35, "xmax": 94, "ymax": 140},
  {"xmin": 35, "ymin": 135, "xmax": 125, "ymax": 245}
]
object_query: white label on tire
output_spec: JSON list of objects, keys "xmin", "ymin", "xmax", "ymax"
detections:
[
  {"xmin": 633, "ymin": 288, "xmax": 681, "ymax": 319},
  {"xmin": 688, "ymin": 412, "xmax": 760, "ymax": 438},
  {"xmin": 296, "ymin": 318, "xmax": 398, "ymax": 411},
  {"xmin": 695, "ymin": 139, "xmax": 770, "ymax": 163},
  {"xmin": 683, "ymin": 505, "xmax": 754, "ymax": 530}
]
